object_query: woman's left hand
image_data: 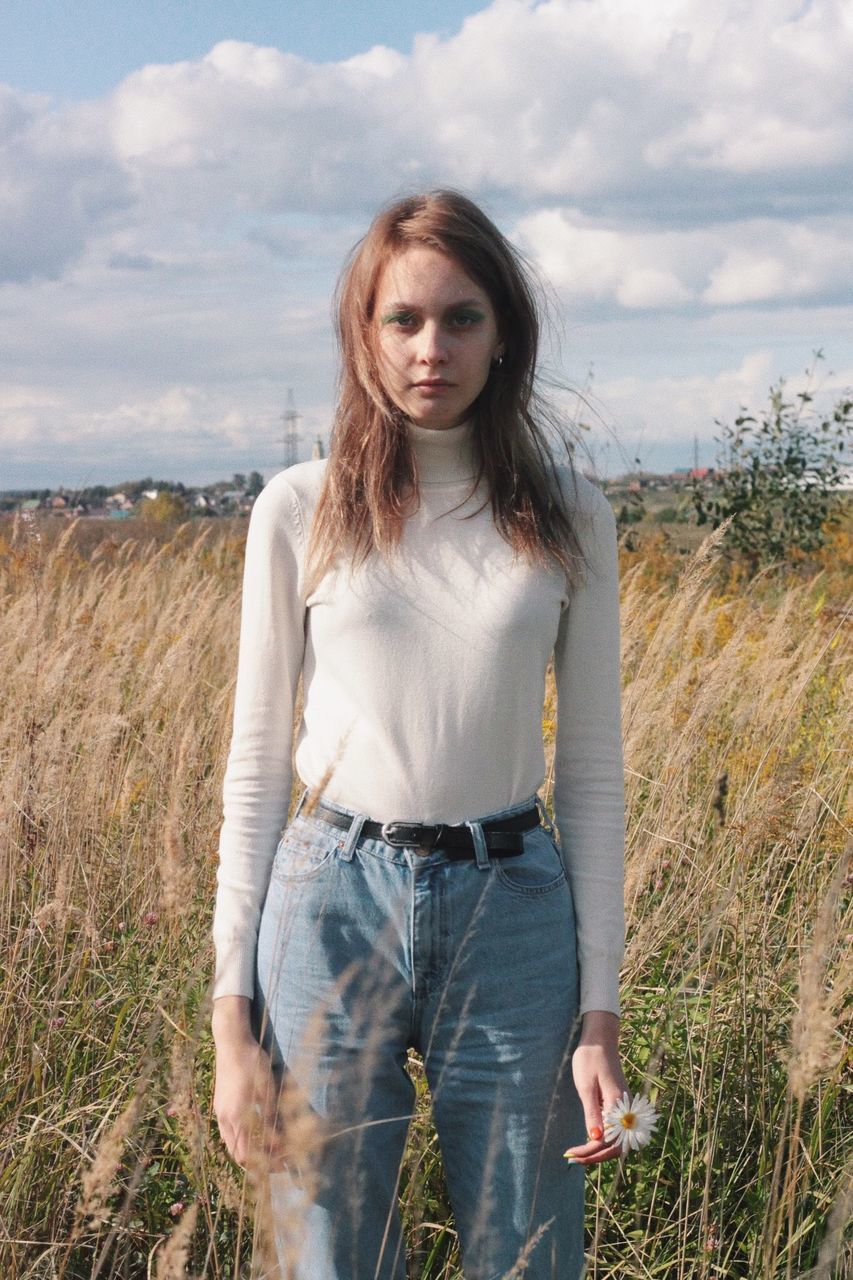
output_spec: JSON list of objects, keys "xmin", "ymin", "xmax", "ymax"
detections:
[{"xmin": 565, "ymin": 1009, "xmax": 628, "ymax": 1165}]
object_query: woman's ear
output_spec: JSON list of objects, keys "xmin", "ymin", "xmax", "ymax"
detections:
[{"xmin": 494, "ymin": 339, "xmax": 506, "ymax": 362}]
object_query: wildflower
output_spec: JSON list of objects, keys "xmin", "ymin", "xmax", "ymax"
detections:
[
  {"xmin": 169, "ymin": 1200, "xmax": 185, "ymax": 1217},
  {"xmin": 602, "ymin": 1090, "xmax": 659, "ymax": 1155},
  {"xmin": 142, "ymin": 910, "xmax": 159, "ymax": 927}
]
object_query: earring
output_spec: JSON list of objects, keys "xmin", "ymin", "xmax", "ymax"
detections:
[{"xmin": 493, "ymin": 354, "xmax": 504, "ymax": 369}]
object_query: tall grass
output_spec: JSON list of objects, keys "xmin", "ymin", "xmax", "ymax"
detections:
[{"xmin": 0, "ymin": 510, "xmax": 849, "ymax": 1278}]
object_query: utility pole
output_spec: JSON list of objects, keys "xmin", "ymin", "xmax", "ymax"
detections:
[
  {"xmin": 281, "ymin": 389, "xmax": 301, "ymax": 469},
  {"xmin": 693, "ymin": 434, "xmax": 700, "ymax": 472}
]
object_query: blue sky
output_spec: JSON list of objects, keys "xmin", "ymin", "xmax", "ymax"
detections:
[
  {"xmin": 0, "ymin": 1, "xmax": 485, "ymax": 98},
  {"xmin": 2, "ymin": 0, "xmax": 852, "ymax": 490}
]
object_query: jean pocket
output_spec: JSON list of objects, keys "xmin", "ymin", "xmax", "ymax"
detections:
[
  {"xmin": 271, "ymin": 818, "xmax": 340, "ymax": 882},
  {"xmin": 493, "ymin": 825, "xmax": 567, "ymax": 897}
]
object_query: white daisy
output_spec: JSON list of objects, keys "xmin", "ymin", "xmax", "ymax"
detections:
[{"xmin": 602, "ymin": 1090, "xmax": 659, "ymax": 1155}]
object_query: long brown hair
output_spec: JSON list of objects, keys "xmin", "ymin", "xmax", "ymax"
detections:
[{"xmin": 307, "ymin": 189, "xmax": 585, "ymax": 588}]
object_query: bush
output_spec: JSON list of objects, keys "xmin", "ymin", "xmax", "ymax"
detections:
[
  {"xmin": 139, "ymin": 491, "xmax": 188, "ymax": 523},
  {"xmin": 617, "ymin": 501, "xmax": 644, "ymax": 526},
  {"xmin": 653, "ymin": 505, "xmax": 690, "ymax": 524},
  {"xmin": 692, "ymin": 359, "xmax": 851, "ymax": 574}
]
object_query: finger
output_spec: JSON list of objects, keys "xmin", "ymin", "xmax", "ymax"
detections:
[
  {"xmin": 241, "ymin": 1099, "xmax": 280, "ymax": 1149},
  {"xmin": 575, "ymin": 1087, "xmax": 604, "ymax": 1145},
  {"xmin": 242, "ymin": 1098, "xmax": 265, "ymax": 1125},
  {"xmin": 577, "ymin": 1140, "xmax": 625, "ymax": 1165},
  {"xmin": 564, "ymin": 1137, "xmax": 624, "ymax": 1165},
  {"xmin": 568, "ymin": 1153, "xmax": 618, "ymax": 1167},
  {"xmin": 256, "ymin": 1107, "xmax": 288, "ymax": 1156},
  {"xmin": 249, "ymin": 1108, "xmax": 289, "ymax": 1157},
  {"xmin": 225, "ymin": 1114, "xmax": 253, "ymax": 1167},
  {"xmin": 257, "ymin": 1122, "xmax": 288, "ymax": 1157},
  {"xmin": 234, "ymin": 1125, "xmax": 286, "ymax": 1168},
  {"xmin": 228, "ymin": 1120, "xmax": 262, "ymax": 1170},
  {"xmin": 563, "ymin": 1136, "xmax": 605, "ymax": 1160},
  {"xmin": 262, "ymin": 1099, "xmax": 283, "ymax": 1133},
  {"xmin": 249, "ymin": 1080, "xmax": 284, "ymax": 1134}
]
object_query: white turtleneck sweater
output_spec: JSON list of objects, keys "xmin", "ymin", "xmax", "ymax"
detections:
[{"xmin": 213, "ymin": 420, "xmax": 625, "ymax": 1016}]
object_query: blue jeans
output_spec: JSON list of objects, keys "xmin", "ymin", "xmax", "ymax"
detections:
[{"xmin": 253, "ymin": 792, "xmax": 585, "ymax": 1279}]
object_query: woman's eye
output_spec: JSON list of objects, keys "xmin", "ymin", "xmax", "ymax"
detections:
[
  {"xmin": 381, "ymin": 311, "xmax": 416, "ymax": 328},
  {"xmin": 452, "ymin": 311, "xmax": 483, "ymax": 328}
]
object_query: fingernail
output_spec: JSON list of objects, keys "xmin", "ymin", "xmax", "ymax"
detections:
[
  {"xmin": 588, "ymin": 1126, "xmax": 603, "ymax": 1141},
  {"xmin": 564, "ymin": 1155, "xmax": 580, "ymax": 1165}
]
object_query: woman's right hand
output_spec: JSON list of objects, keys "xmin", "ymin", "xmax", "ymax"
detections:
[{"xmin": 212, "ymin": 997, "xmax": 287, "ymax": 1171}]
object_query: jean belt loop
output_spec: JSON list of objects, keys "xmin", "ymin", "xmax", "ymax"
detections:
[
  {"xmin": 465, "ymin": 820, "xmax": 490, "ymax": 871},
  {"xmin": 293, "ymin": 787, "xmax": 309, "ymax": 820},
  {"xmin": 340, "ymin": 811, "xmax": 366, "ymax": 862}
]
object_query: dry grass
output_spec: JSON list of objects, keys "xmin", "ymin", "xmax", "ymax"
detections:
[{"xmin": 0, "ymin": 510, "xmax": 850, "ymax": 1279}]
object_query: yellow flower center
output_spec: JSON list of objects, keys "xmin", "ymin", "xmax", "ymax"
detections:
[{"xmin": 620, "ymin": 1112, "xmax": 638, "ymax": 1130}]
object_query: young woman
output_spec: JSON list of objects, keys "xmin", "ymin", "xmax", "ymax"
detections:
[{"xmin": 211, "ymin": 190, "xmax": 627, "ymax": 1279}]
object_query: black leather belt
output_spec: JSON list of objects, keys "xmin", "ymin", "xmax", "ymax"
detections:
[{"xmin": 307, "ymin": 799, "xmax": 540, "ymax": 858}]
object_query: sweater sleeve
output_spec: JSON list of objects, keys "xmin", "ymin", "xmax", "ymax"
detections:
[
  {"xmin": 211, "ymin": 475, "xmax": 307, "ymax": 1000},
  {"xmin": 552, "ymin": 484, "xmax": 625, "ymax": 1017}
]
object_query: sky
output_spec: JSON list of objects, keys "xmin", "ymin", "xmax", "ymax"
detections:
[{"xmin": 2, "ymin": 0, "xmax": 852, "ymax": 490}]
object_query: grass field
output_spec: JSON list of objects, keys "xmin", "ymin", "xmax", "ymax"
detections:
[{"xmin": 1, "ymin": 509, "xmax": 850, "ymax": 1279}]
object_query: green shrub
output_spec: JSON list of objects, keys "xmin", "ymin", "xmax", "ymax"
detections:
[{"xmin": 692, "ymin": 357, "xmax": 852, "ymax": 574}]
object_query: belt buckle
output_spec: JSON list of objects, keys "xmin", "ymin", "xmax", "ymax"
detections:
[
  {"xmin": 380, "ymin": 820, "xmax": 413, "ymax": 848},
  {"xmin": 381, "ymin": 820, "xmax": 441, "ymax": 856}
]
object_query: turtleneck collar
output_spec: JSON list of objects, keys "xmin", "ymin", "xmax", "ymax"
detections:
[{"xmin": 406, "ymin": 419, "xmax": 478, "ymax": 486}]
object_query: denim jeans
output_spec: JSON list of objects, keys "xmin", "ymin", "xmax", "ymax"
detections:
[{"xmin": 252, "ymin": 792, "xmax": 585, "ymax": 1279}]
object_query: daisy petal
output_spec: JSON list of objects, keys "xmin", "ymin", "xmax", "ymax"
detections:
[{"xmin": 601, "ymin": 1088, "xmax": 660, "ymax": 1155}]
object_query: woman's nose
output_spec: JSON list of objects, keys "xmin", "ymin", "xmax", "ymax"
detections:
[{"xmin": 417, "ymin": 321, "xmax": 448, "ymax": 364}]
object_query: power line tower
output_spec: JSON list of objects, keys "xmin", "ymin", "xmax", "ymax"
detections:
[{"xmin": 281, "ymin": 389, "xmax": 301, "ymax": 469}]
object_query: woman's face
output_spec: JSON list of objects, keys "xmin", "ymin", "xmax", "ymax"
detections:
[{"xmin": 372, "ymin": 245, "xmax": 504, "ymax": 431}]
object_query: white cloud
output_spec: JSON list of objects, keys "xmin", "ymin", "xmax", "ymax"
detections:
[
  {"xmin": 2, "ymin": 0, "xmax": 852, "ymax": 277},
  {"xmin": 515, "ymin": 208, "xmax": 701, "ymax": 307},
  {"xmin": 0, "ymin": 382, "xmax": 65, "ymax": 448},
  {"xmin": 598, "ymin": 350, "xmax": 778, "ymax": 444},
  {"xmin": 646, "ymin": 110, "xmax": 846, "ymax": 174},
  {"xmin": 0, "ymin": 86, "xmax": 131, "ymax": 283},
  {"xmin": 516, "ymin": 208, "xmax": 853, "ymax": 310},
  {"xmin": 703, "ymin": 222, "xmax": 853, "ymax": 304}
]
